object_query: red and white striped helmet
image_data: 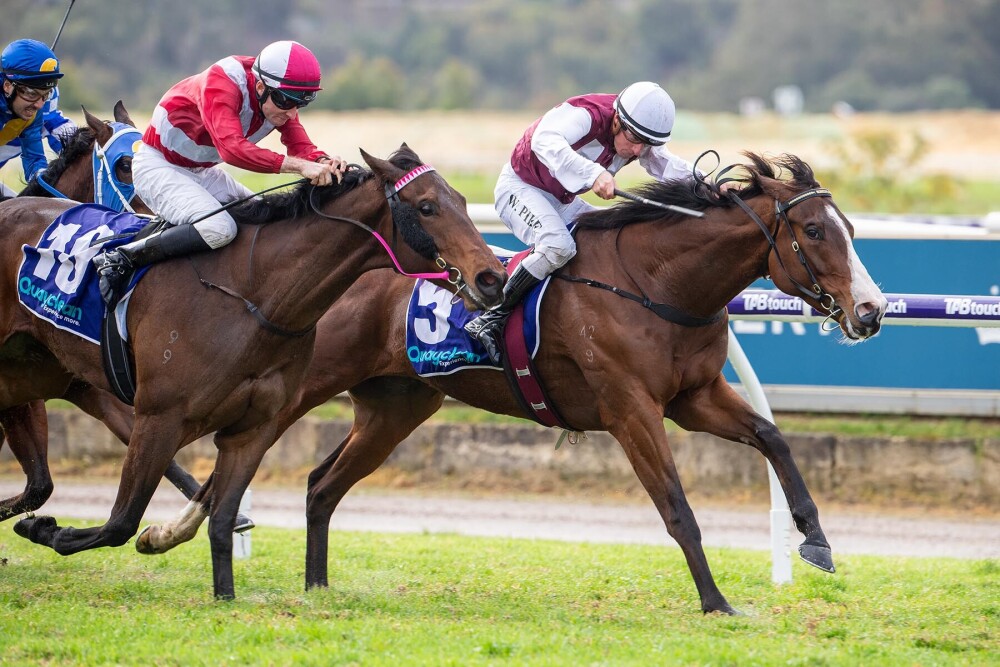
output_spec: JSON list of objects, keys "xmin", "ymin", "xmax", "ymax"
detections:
[{"xmin": 252, "ymin": 41, "xmax": 322, "ymax": 92}]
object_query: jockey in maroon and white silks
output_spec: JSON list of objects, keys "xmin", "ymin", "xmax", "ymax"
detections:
[
  {"xmin": 466, "ymin": 82, "xmax": 700, "ymax": 364},
  {"xmin": 92, "ymin": 40, "xmax": 346, "ymax": 305}
]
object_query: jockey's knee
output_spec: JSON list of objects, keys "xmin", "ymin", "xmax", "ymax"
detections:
[
  {"xmin": 528, "ymin": 239, "xmax": 576, "ymax": 277},
  {"xmin": 193, "ymin": 214, "xmax": 237, "ymax": 250}
]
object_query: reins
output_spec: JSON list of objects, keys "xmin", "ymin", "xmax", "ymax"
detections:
[
  {"xmin": 195, "ymin": 163, "xmax": 475, "ymax": 337},
  {"xmin": 556, "ymin": 154, "xmax": 844, "ymax": 328}
]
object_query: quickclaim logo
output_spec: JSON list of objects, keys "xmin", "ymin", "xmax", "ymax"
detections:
[{"xmin": 19, "ymin": 276, "xmax": 84, "ymax": 321}]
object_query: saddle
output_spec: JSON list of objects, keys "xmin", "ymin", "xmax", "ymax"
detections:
[{"xmin": 98, "ymin": 217, "xmax": 168, "ymax": 406}]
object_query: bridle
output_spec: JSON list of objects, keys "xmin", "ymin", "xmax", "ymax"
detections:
[
  {"xmin": 35, "ymin": 121, "xmax": 140, "ymax": 213},
  {"xmin": 724, "ymin": 187, "xmax": 841, "ymax": 318}
]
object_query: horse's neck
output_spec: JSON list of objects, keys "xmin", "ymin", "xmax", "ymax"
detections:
[
  {"xmin": 247, "ymin": 185, "xmax": 390, "ymax": 331},
  {"xmin": 53, "ymin": 158, "xmax": 95, "ymax": 202},
  {"xmin": 588, "ymin": 205, "xmax": 774, "ymax": 318}
]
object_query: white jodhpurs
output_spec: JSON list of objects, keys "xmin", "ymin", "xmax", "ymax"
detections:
[
  {"xmin": 494, "ymin": 162, "xmax": 596, "ymax": 280},
  {"xmin": 133, "ymin": 145, "xmax": 256, "ymax": 249}
]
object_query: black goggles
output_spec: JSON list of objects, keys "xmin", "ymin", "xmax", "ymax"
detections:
[
  {"xmin": 620, "ymin": 123, "xmax": 665, "ymax": 147},
  {"xmin": 268, "ymin": 87, "xmax": 315, "ymax": 110}
]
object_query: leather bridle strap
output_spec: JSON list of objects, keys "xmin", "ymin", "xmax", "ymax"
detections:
[{"xmin": 727, "ymin": 188, "xmax": 838, "ymax": 312}]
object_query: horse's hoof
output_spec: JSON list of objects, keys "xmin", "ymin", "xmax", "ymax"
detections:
[
  {"xmin": 705, "ymin": 604, "xmax": 744, "ymax": 616},
  {"xmin": 135, "ymin": 525, "xmax": 165, "ymax": 555},
  {"xmin": 233, "ymin": 514, "xmax": 255, "ymax": 534},
  {"xmin": 13, "ymin": 515, "xmax": 57, "ymax": 545},
  {"xmin": 798, "ymin": 543, "xmax": 836, "ymax": 573}
]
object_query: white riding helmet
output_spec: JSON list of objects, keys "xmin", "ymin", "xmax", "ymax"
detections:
[{"xmin": 614, "ymin": 81, "xmax": 675, "ymax": 146}]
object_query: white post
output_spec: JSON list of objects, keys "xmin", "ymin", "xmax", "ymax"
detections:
[
  {"xmin": 726, "ymin": 327, "xmax": 793, "ymax": 584},
  {"xmin": 233, "ymin": 489, "xmax": 252, "ymax": 560}
]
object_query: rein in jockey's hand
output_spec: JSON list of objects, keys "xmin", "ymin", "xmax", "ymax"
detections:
[
  {"xmin": 592, "ymin": 170, "xmax": 616, "ymax": 200},
  {"xmin": 282, "ymin": 155, "xmax": 342, "ymax": 186}
]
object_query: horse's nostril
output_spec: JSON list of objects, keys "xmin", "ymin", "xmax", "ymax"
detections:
[
  {"xmin": 855, "ymin": 301, "xmax": 883, "ymax": 326},
  {"xmin": 475, "ymin": 271, "xmax": 504, "ymax": 301}
]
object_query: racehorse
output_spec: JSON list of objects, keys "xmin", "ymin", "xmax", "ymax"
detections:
[
  {"xmin": 0, "ymin": 101, "xmax": 161, "ymax": 522},
  {"xmin": 145, "ymin": 152, "xmax": 887, "ymax": 614},
  {"xmin": 0, "ymin": 144, "xmax": 506, "ymax": 599}
]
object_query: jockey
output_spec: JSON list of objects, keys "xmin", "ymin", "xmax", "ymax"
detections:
[
  {"xmin": 92, "ymin": 40, "xmax": 346, "ymax": 302},
  {"xmin": 465, "ymin": 81, "xmax": 702, "ymax": 363},
  {"xmin": 0, "ymin": 39, "xmax": 63, "ymax": 197}
]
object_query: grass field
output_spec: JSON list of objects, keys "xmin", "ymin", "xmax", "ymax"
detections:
[{"xmin": 1, "ymin": 521, "xmax": 997, "ymax": 666}]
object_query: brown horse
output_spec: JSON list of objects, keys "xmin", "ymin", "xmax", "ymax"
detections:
[
  {"xmin": 0, "ymin": 101, "xmax": 164, "ymax": 522},
  {"xmin": 0, "ymin": 144, "xmax": 505, "ymax": 599},
  {"xmin": 147, "ymin": 153, "xmax": 887, "ymax": 614}
]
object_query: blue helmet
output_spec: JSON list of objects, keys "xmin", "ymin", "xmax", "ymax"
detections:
[{"xmin": 1, "ymin": 39, "xmax": 63, "ymax": 89}]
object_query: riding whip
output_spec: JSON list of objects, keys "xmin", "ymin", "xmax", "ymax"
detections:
[
  {"xmin": 51, "ymin": 0, "xmax": 77, "ymax": 51},
  {"xmin": 614, "ymin": 188, "xmax": 704, "ymax": 218}
]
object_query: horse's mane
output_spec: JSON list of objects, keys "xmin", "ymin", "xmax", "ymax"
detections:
[
  {"xmin": 19, "ymin": 127, "xmax": 97, "ymax": 197},
  {"xmin": 574, "ymin": 152, "xmax": 820, "ymax": 230},
  {"xmin": 230, "ymin": 145, "xmax": 426, "ymax": 226}
]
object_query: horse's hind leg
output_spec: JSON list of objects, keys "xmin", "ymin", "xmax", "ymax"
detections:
[
  {"xmin": 305, "ymin": 378, "xmax": 444, "ymax": 590},
  {"xmin": 605, "ymin": 393, "xmax": 738, "ymax": 615},
  {"xmin": 666, "ymin": 375, "xmax": 833, "ymax": 573},
  {"xmin": 0, "ymin": 401, "xmax": 53, "ymax": 521}
]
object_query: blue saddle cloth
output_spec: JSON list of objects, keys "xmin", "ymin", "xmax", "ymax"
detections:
[
  {"xmin": 405, "ymin": 273, "xmax": 551, "ymax": 377},
  {"xmin": 17, "ymin": 203, "xmax": 149, "ymax": 344}
]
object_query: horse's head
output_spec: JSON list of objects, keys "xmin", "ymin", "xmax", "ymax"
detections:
[
  {"xmin": 738, "ymin": 153, "xmax": 887, "ymax": 341},
  {"xmin": 359, "ymin": 144, "xmax": 504, "ymax": 310},
  {"xmin": 81, "ymin": 102, "xmax": 152, "ymax": 215}
]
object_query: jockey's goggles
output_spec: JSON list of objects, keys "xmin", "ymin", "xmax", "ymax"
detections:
[
  {"xmin": 268, "ymin": 87, "xmax": 316, "ymax": 110},
  {"xmin": 11, "ymin": 83, "xmax": 55, "ymax": 103},
  {"xmin": 620, "ymin": 122, "xmax": 664, "ymax": 147}
]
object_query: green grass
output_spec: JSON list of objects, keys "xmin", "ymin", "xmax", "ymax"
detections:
[{"xmin": 0, "ymin": 521, "xmax": 996, "ymax": 665}]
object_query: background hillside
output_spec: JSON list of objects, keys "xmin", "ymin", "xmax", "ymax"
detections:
[{"xmin": 5, "ymin": 0, "xmax": 1000, "ymax": 113}]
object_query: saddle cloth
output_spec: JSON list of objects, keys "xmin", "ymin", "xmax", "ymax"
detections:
[
  {"xmin": 405, "ymin": 250, "xmax": 552, "ymax": 377},
  {"xmin": 18, "ymin": 203, "xmax": 149, "ymax": 344}
]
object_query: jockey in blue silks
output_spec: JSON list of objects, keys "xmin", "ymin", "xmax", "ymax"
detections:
[{"xmin": 0, "ymin": 39, "xmax": 64, "ymax": 197}]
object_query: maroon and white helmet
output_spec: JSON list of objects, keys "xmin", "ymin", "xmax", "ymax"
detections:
[{"xmin": 253, "ymin": 41, "xmax": 322, "ymax": 104}]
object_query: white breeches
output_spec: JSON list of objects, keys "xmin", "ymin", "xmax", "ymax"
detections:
[
  {"xmin": 133, "ymin": 145, "xmax": 255, "ymax": 249},
  {"xmin": 494, "ymin": 162, "xmax": 596, "ymax": 279}
]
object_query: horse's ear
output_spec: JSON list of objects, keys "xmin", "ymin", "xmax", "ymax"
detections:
[
  {"xmin": 113, "ymin": 100, "xmax": 135, "ymax": 127},
  {"xmin": 360, "ymin": 148, "xmax": 403, "ymax": 185},
  {"xmin": 82, "ymin": 106, "xmax": 112, "ymax": 145}
]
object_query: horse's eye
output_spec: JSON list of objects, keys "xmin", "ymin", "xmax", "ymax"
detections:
[
  {"xmin": 117, "ymin": 159, "xmax": 132, "ymax": 175},
  {"xmin": 418, "ymin": 202, "xmax": 436, "ymax": 216},
  {"xmin": 805, "ymin": 225, "xmax": 822, "ymax": 240}
]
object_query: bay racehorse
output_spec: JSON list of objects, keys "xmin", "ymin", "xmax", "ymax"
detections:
[
  {"xmin": 146, "ymin": 152, "xmax": 887, "ymax": 614},
  {"xmin": 0, "ymin": 144, "xmax": 505, "ymax": 599},
  {"xmin": 0, "ymin": 101, "xmax": 164, "ymax": 522},
  {"xmin": 0, "ymin": 102, "xmax": 214, "ymax": 523}
]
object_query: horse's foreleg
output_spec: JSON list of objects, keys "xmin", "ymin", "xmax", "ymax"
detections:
[
  {"xmin": 606, "ymin": 394, "xmax": 738, "ymax": 615},
  {"xmin": 0, "ymin": 401, "xmax": 53, "ymax": 521},
  {"xmin": 666, "ymin": 375, "xmax": 833, "ymax": 573},
  {"xmin": 13, "ymin": 416, "xmax": 183, "ymax": 556},
  {"xmin": 305, "ymin": 379, "xmax": 444, "ymax": 590},
  {"xmin": 64, "ymin": 382, "xmax": 252, "ymax": 536},
  {"xmin": 206, "ymin": 426, "xmax": 279, "ymax": 600},
  {"xmin": 63, "ymin": 382, "xmax": 206, "ymax": 502}
]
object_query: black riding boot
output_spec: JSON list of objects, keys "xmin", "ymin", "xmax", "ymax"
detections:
[
  {"xmin": 93, "ymin": 224, "xmax": 212, "ymax": 305},
  {"xmin": 464, "ymin": 264, "xmax": 542, "ymax": 364}
]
